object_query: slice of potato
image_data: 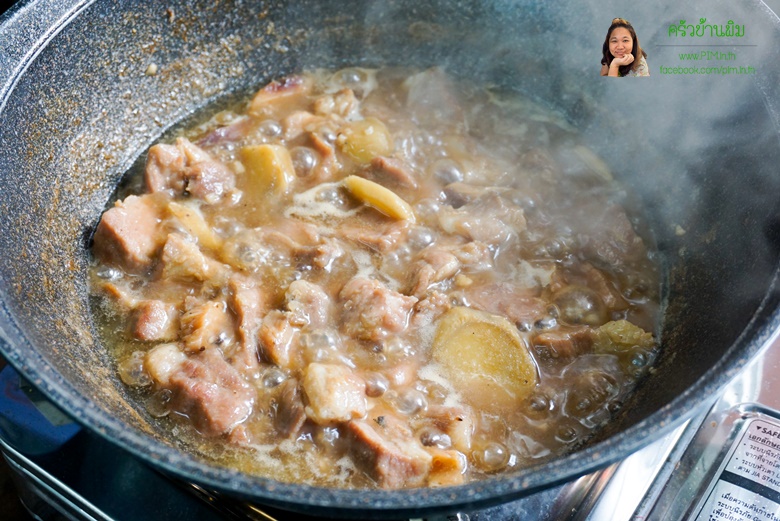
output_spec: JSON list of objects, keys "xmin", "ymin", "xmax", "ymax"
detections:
[
  {"xmin": 343, "ymin": 175, "xmax": 416, "ymax": 222},
  {"xmin": 239, "ymin": 144, "xmax": 296, "ymax": 196},
  {"xmin": 167, "ymin": 201, "xmax": 223, "ymax": 251},
  {"xmin": 338, "ymin": 117, "xmax": 393, "ymax": 163},
  {"xmin": 432, "ymin": 307, "xmax": 537, "ymax": 409}
]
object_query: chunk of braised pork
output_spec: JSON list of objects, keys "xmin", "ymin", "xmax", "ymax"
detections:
[
  {"xmin": 533, "ymin": 327, "xmax": 595, "ymax": 359},
  {"xmin": 92, "ymin": 194, "xmax": 167, "ymax": 273},
  {"xmin": 249, "ymin": 75, "xmax": 313, "ymax": 116},
  {"xmin": 437, "ymin": 192, "xmax": 526, "ymax": 246},
  {"xmin": 144, "ymin": 143, "xmax": 184, "ymax": 193},
  {"xmin": 286, "ymin": 280, "xmax": 331, "ymax": 329},
  {"xmin": 254, "ymin": 281, "xmax": 332, "ymax": 369},
  {"xmin": 131, "ymin": 300, "xmax": 179, "ymax": 342},
  {"xmin": 227, "ymin": 276, "xmax": 266, "ymax": 372},
  {"xmin": 423, "ymin": 405, "xmax": 475, "ymax": 454},
  {"xmin": 451, "ymin": 241, "xmax": 494, "ymax": 267},
  {"xmin": 546, "ymin": 266, "xmax": 570, "ymax": 296},
  {"xmin": 259, "ymin": 310, "xmax": 299, "ymax": 369},
  {"xmin": 296, "ymin": 238, "xmax": 345, "ymax": 271},
  {"xmin": 467, "ymin": 282, "xmax": 548, "ymax": 329},
  {"xmin": 442, "ymin": 182, "xmax": 511, "ymax": 208},
  {"xmin": 308, "ymin": 128, "xmax": 336, "ymax": 159},
  {"xmin": 409, "ymin": 241, "xmax": 492, "ymax": 297},
  {"xmin": 575, "ymin": 203, "xmax": 647, "ymax": 268},
  {"xmin": 282, "ymin": 110, "xmax": 323, "ymax": 140},
  {"xmin": 347, "ymin": 413, "xmax": 433, "ymax": 488},
  {"xmin": 306, "ymin": 124, "xmax": 343, "ymax": 182},
  {"xmin": 409, "ymin": 405, "xmax": 475, "ymax": 478},
  {"xmin": 362, "ymin": 156, "xmax": 418, "ymax": 191},
  {"xmin": 160, "ymin": 233, "xmax": 226, "ymax": 284},
  {"xmin": 180, "ymin": 298, "xmax": 234, "ymax": 353},
  {"xmin": 222, "ymin": 220, "xmax": 341, "ymax": 273},
  {"xmin": 145, "ymin": 138, "xmax": 235, "ymax": 204},
  {"xmin": 196, "ymin": 115, "xmax": 253, "ymax": 148},
  {"xmin": 144, "ymin": 343, "xmax": 187, "ymax": 385},
  {"xmin": 279, "ymin": 110, "xmax": 343, "ymax": 180},
  {"xmin": 334, "ymin": 219, "xmax": 412, "ymax": 254},
  {"xmin": 584, "ymin": 264, "xmax": 629, "ymax": 311},
  {"xmin": 340, "ymin": 278, "xmax": 417, "ymax": 342},
  {"xmin": 144, "ymin": 344, "xmax": 254, "ymax": 437},
  {"xmin": 273, "ymin": 378, "xmax": 307, "ymax": 438},
  {"xmin": 409, "ymin": 248, "xmax": 459, "ymax": 298},
  {"xmin": 411, "ymin": 290, "xmax": 452, "ymax": 328},
  {"xmin": 302, "ymin": 363, "xmax": 366, "ymax": 424},
  {"xmin": 182, "ymin": 160, "xmax": 235, "ymax": 204}
]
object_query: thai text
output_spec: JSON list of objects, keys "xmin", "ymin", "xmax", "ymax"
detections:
[{"xmin": 668, "ymin": 18, "xmax": 745, "ymax": 37}]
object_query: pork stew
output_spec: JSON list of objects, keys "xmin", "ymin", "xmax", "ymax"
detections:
[{"xmin": 90, "ymin": 68, "xmax": 660, "ymax": 489}]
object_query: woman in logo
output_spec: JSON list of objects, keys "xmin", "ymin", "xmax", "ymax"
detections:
[{"xmin": 600, "ymin": 18, "xmax": 650, "ymax": 77}]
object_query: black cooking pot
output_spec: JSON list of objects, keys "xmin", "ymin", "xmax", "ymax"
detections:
[{"xmin": 2, "ymin": 0, "xmax": 780, "ymax": 518}]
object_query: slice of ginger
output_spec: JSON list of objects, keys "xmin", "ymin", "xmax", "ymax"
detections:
[
  {"xmin": 342, "ymin": 175, "xmax": 416, "ymax": 222},
  {"xmin": 431, "ymin": 306, "xmax": 538, "ymax": 409}
]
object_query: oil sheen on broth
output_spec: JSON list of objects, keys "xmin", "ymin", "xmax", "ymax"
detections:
[{"xmin": 89, "ymin": 67, "xmax": 660, "ymax": 489}]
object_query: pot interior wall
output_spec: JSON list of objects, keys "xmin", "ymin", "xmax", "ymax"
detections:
[{"xmin": 1, "ymin": 0, "xmax": 780, "ymax": 513}]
